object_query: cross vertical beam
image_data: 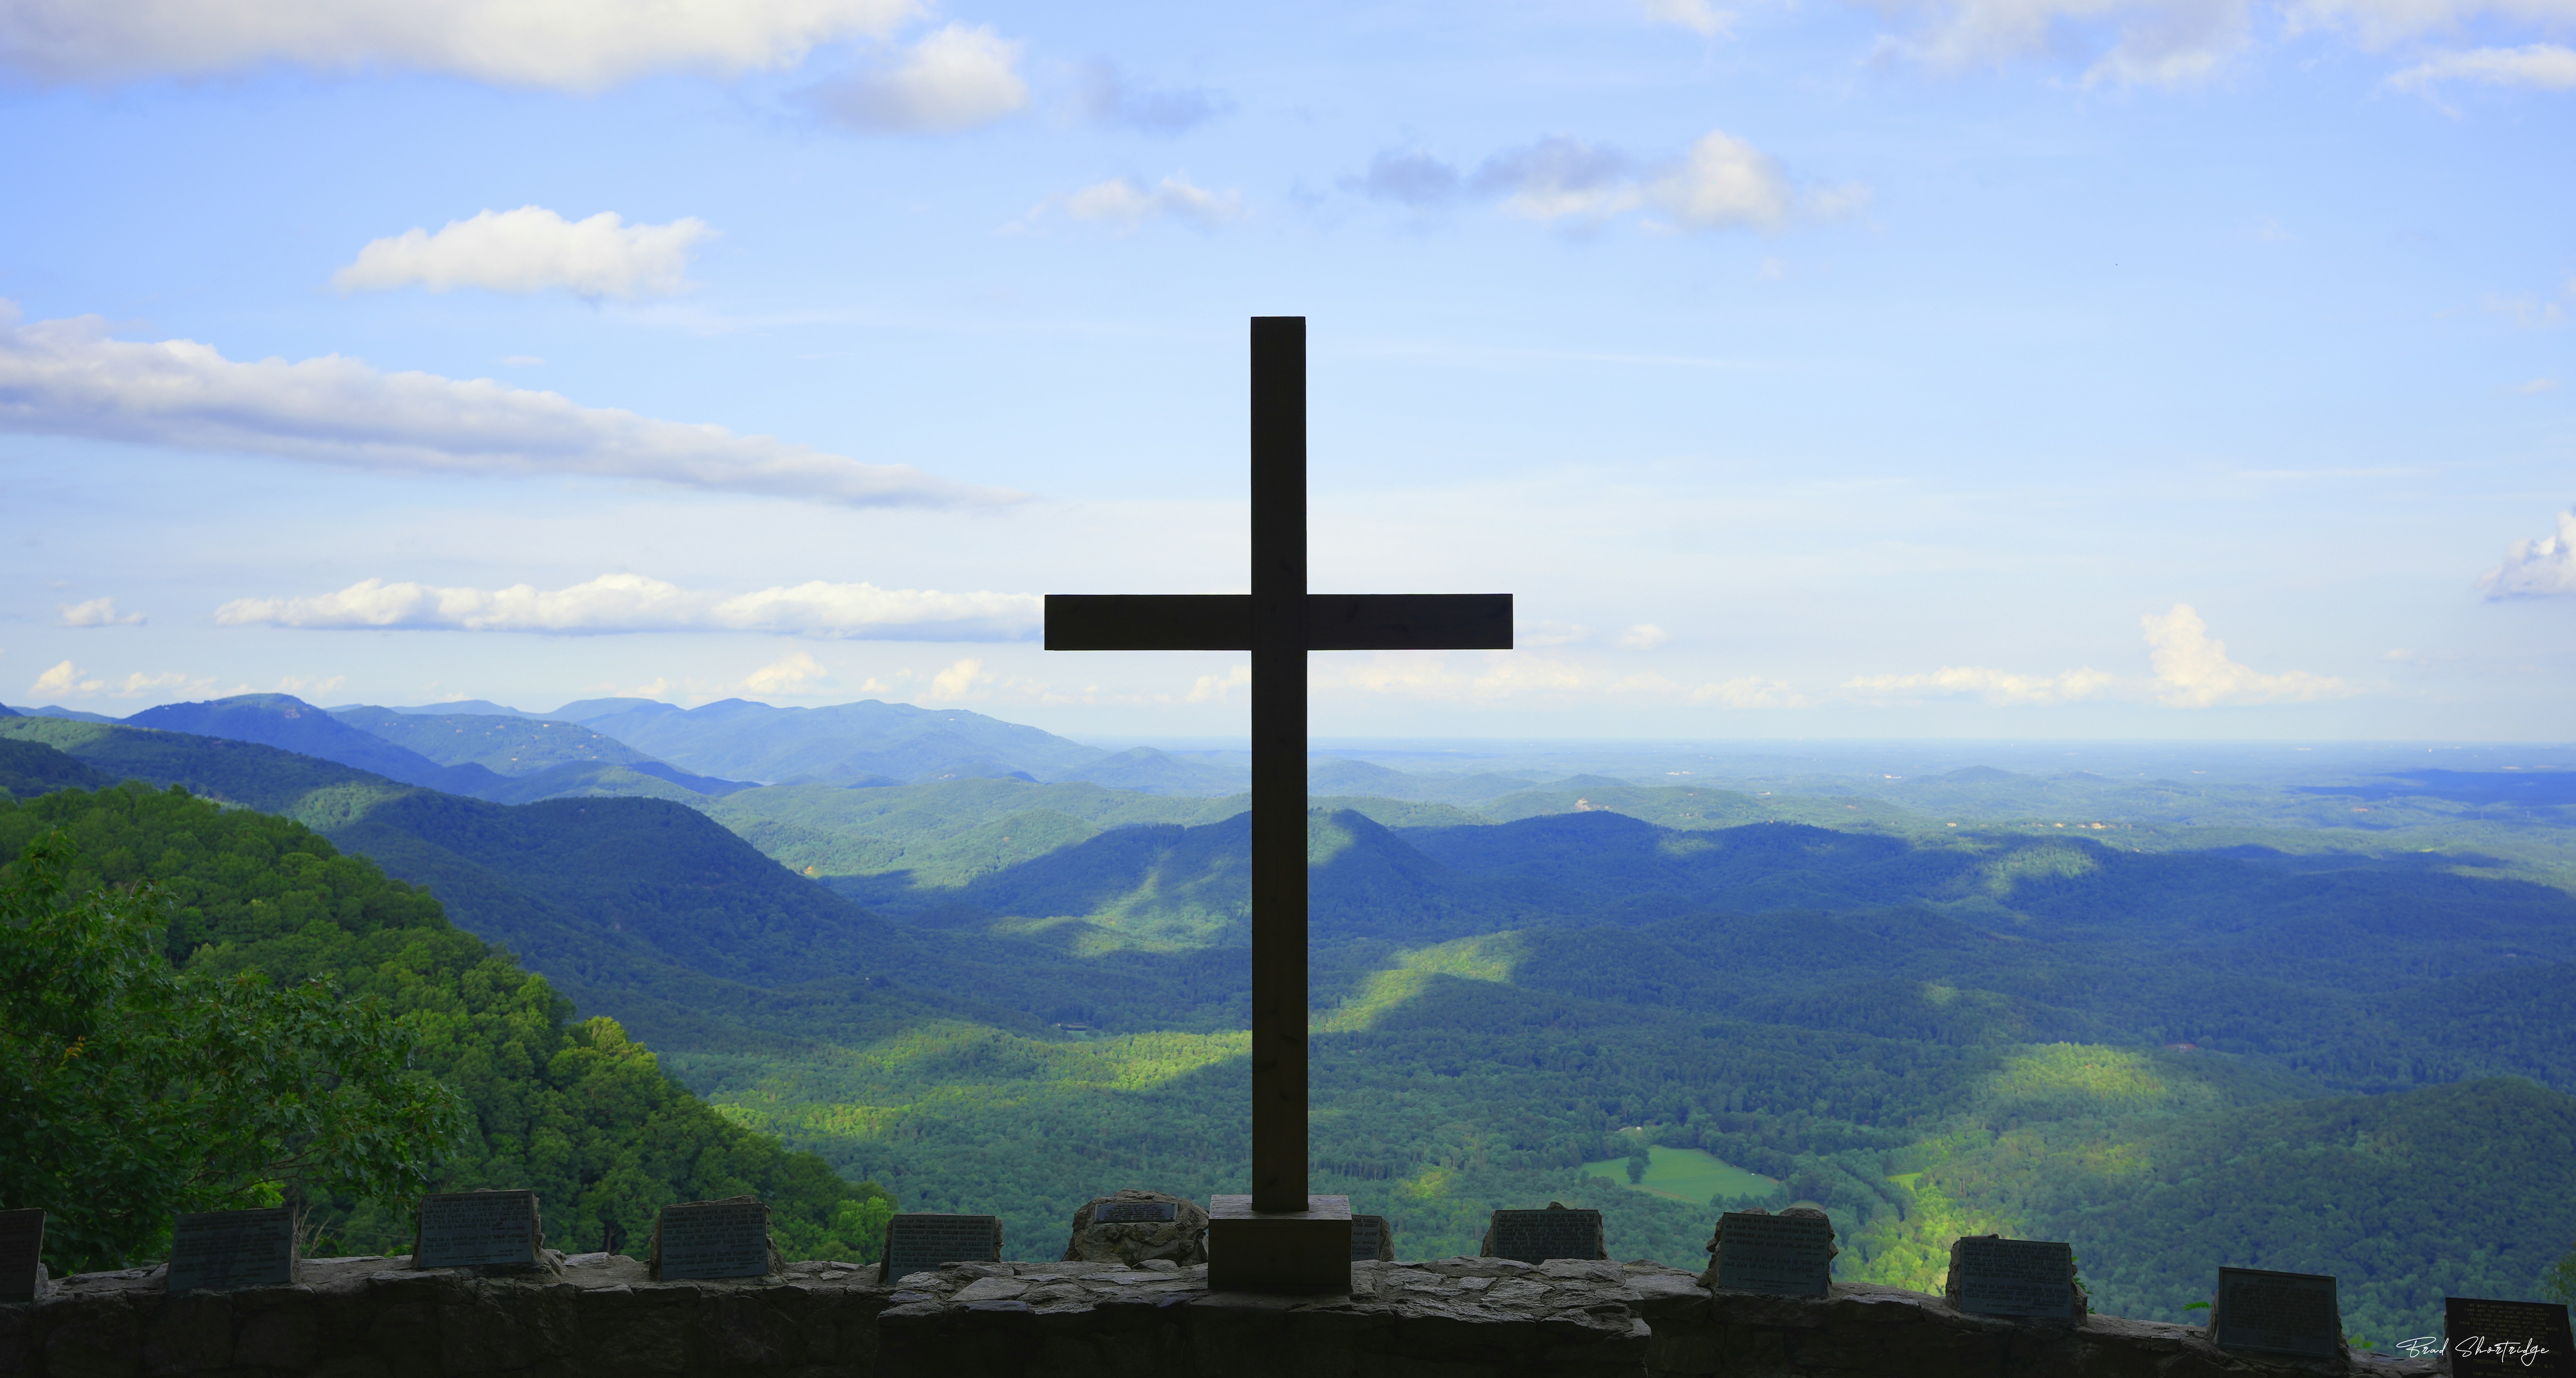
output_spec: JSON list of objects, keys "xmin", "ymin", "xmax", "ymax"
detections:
[
  {"xmin": 1247, "ymin": 316, "xmax": 1308, "ymax": 1214},
  {"xmin": 1042, "ymin": 316, "xmax": 1512, "ymax": 1290}
]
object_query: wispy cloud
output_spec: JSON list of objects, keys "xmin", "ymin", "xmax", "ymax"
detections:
[
  {"xmin": 334, "ymin": 207, "xmax": 717, "ymax": 299},
  {"xmin": 215, "ymin": 574, "xmax": 1043, "ymax": 641},
  {"xmin": 1843, "ymin": 664, "xmax": 2114, "ymax": 705},
  {"xmin": 2479, "ymin": 507, "xmax": 2576, "ymax": 598},
  {"xmin": 2388, "ymin": 42, "xmax": 2576, "ymax": 92},
  {"xmin": 803, "ymin": 23, "xmax": 1029, "ymax": 133},
  {"xmin": 1347, "ymin": 129, "xmax": 1861, "ymax": 234},
  {"xmin": 0, "ymin": 0, "xmax": 918, "ymax": 90},
  {"xmin": 1646, "ymin": 0, "xmax": 1734, "ymax": 36},
  {"xmin": 0, "ymin": 302, "xmax": 1014, "ymax": 507},
  {"xmin": 26, "ymin": 660, "xmax": 220, "ymax": 700},
  {"xmin": 1070, "ymin": 61, "xmax": 1227, "ymax": 133},
  {"xmin": 58, "ymin": 597, "xmax": 144, "ymax": 627},
  {"xmin": 1049, "ymin": 175, "xmax": 1244, "ymax": 232},
  {"xmin": 1843, "ymin": 605, "xmax": 2340, "ymax": 708}
]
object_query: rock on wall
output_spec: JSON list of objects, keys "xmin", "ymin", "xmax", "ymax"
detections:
[{"xmin": 0, "ymin": 1252, "xmax": 2440, "ymax": 1378}]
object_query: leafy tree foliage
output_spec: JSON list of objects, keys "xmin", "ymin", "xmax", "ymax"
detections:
[
  {"xmin": 0, "ymin": 830, "xmax": 464, "ymax": 1274},
  {"xmin": 0, "ymin": 784, "xmax": 893, "ymax": 1265}
]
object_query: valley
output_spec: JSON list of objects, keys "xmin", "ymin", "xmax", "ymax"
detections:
[{"xmin": 4, "ymin": 694, "xmax": 2574, "ymax": 1346}]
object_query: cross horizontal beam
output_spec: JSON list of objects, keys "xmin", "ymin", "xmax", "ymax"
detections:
[{"xmin": 1043, "ymin": 593, "xmax": 1513, "ymax": 652}]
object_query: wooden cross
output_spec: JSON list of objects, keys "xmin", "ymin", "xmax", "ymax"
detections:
[{"xmin": 1046, "ymin": 316, "xmax": 1513, "ymax": 1287}]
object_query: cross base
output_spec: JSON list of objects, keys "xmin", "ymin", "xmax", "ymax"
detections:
[{"xmin": 1205, "ymin": 1195, "xmax": 1352, "ymax": 1294}]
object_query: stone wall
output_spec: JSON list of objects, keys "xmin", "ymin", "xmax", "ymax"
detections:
[{"xmin": 0, "ymin": 1253, "xmax": 2443, "ymax": 1378}]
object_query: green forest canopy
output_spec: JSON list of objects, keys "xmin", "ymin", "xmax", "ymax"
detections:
[{"xmin": 0, "ymin": 782, "xmax": 895, "ymax": 1269}]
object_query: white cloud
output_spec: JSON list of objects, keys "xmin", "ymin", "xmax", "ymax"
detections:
[
  {"xmin": 0, "ymin": 302, "xmax": 1012, "ymax": 507},
  {"xmin": 1187, "ymin": 664, "xmax": 1250, "ymax": 703},
  {"xmin": 214, "ymin": 574, "xmax": 1043, "ymax": 641},
  {"xmin": 275, "ymin": 673, "xmax": 345, "ymax": 695},
  {"xmin": 1693, "ymin": 675, "xmax": 1810, "ymax": 708},
  {"xmin": 2293, "ymin": 0, "xmax": 2576, "ymax": 51},
  {"xmin": 2389, "ymin": 42, "xmax": 2576, "ymax": 90},
  {"xmin": 333, "ymin": 207, "xmax": 717, "ymax": 299},
  {"xmin": 1647, "ymin": 0, "xmax": 1736, "ymax": 34},
  {"xmin": 741, "ymin": 650, "xmax": 831, "ymax": 695},
  {"xmin": 58, "ymin": 596, "xmax": 144, "ymax": 627},
  {"xmin": 1521, "ymin": 622, "xmax": 1590, "ymax": 647},
  {"xmin": 2511, "ymin": 377, "xmax": 2562, "ymax": 393},
  {"xmin": 1643, "ymin": 132, "xmax": 1798, "ymax": 231},
  {"xmin": 1870, "ymin": 0, "xmax": 2576, "ymax": 86},
  {"xmin": 2141, "ymin": 603, "xmax": 2345, "ymax": 705},
  {"xmin": 1843, "ymin": 664, "xmax": 2114, "ymax": 705},
  {"xmin": 118, "ymin": 671, "xmax": 220, "ymax": 698},
  {"xmin": 1617, "ymin": 624, "xmax": 1673, "ymax": 650},
  {"xmin": 1057, "ymin": 175, "xmax": 1245, "ymax": 232},
  {"xmin": 925, "ymin": 657, "xmax": 991, "ymax": 700},
  {"xmin": 1369, "ymin": 130, "xmax": 1859, "ymax": 235},
  {"xmin": 806, "ymin": 23, "xmax": 1028, "ymax": 133},
  {"xmin": 1870, "ymin": 0, "xmax": 2254, "ymax": 85},
  {"xmin": 0, "ymin": 0, "xmax": 918, "ymax": 90},
  {"xmin": 28, "ymin": 660, "xmax": 97, "ymax": 698},
  {"xmin": 2478, "ymin": 507, "xmax": 2576, "ymax": 597}
]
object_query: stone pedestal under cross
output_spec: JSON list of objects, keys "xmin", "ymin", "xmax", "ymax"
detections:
[{"xmin": 1045, "ymin": 316, "xmax": 1514, "ymax": 1292}]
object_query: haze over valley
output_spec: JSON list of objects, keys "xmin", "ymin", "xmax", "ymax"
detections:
[{"xmin": 7, "ymin": 691, "xmax": 2572, "ymax": 1344}]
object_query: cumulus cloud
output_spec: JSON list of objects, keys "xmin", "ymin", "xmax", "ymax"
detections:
[
  {"xmin": 2388, "ymin": 43, "xmax": 2576, "ymax": 91},
  {"xmin": 0, "ymin": 0, "xmax": 917, "ymax": 90},
  {"xmin": 0, "ymin": 302, "xmax": 1012, "ymax": 507},
  {"xmin": 1071, "ymin": 62, "xmax": 1226, "ymax": 133},
  {"xmin": 805, "ymin": 23, "xmax": 1029, "ymax": 133},
  {"xmin": 24, "ymin": 660, "xmax": 215, "ymax": 699},
  {"xmin": 924, "ymin": 657, "xmax": 992, "ymax": 700},
  {"xmin": 1187, "ymin": 664, "xmax": 1250, "ymax": 703},
  {"xmin": 2478, "ymin": 507, "xmax": 2576, "ymax": 597},
  {"xmin": 28, "ymin": 660, "xmax": 95, "ymax": 698},
  {"xmin": 1350, "ymin": 129, "xmax": 1858, "ymax": 233},
  {"xmin": 1843, "ymin": 665, "xmax": 2115, "ymax": 705},
  {"xmin": 2141, "ymin": 604, "xmax": 2345, "ymax": 706},
  {"xmin": 333, "ymin": 207, "xmax": 717, "ymax": 299},
  {"xmin": 1059, "ymin": 175, "xmax": 1244, "ymax": 231},
  {"xmin": 741, "ymin": 650, "xmax": 832, "ymax": 695},
  {"xmin": 58, "ymin": 597, "xmax": 144, "ymax": 627},
  {"xmin": 214, "ymin": 574, "xmax": 1043, "ymax": 641}
]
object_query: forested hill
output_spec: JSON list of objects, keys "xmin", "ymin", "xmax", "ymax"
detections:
[{"xmin": 0, "ymin": 781, "xmax": 894, "ymax": 1265}]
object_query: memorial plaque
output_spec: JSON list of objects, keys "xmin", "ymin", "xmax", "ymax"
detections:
[
  {"xmin": 1093, "ymin": 1201, "xmax": 1179, "ymax": 1224},
  {"xmin": 655, "ymin": 1199, "xmax": 773, "ymax": 1280},
  {"xmin": 1482, "ymin": 1206, "xmax": 1605, "ymax": 1264},
  {"xmin": 2209, "ymin": 1266, "xmax": 2341, "ymax": 1359},
  {"xmin": 1349, "ymin": 1214, "xmax": 1392, "ymax": 1262},
  {"xmin": 879, "ymin": 1213, "xmax": 1004, "ymax": 1283},
  {"xmin": 413, "ymin": 1190, "xmax": 540, "ymax": 1269},
  {"xmin": 1948, "ymin": 1236, "xmax": 2077, "ymax": 1320},
  {"xmin": 2446, "ymin": 1296, "xmax": 2576, "ymax": 1376},
  {"xmin": 0, "ymin": 1209, "xmax": 43, "ymax": 1304},
  {"xmin": 1711, "ymin": 1211, "xmax": 1834, "ymax": 1297},
  {"xmin": 166, "ymin": 1208, "xmax": 296, "ymax": 1292}
]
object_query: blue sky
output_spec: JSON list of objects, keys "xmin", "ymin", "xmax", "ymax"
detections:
[{"xmin": 2, "ymin": 0, "xmax": 2571, "ymax": 740}]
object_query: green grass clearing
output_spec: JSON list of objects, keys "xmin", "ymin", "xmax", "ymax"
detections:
[{"xmin": 1576, "ymin": 1146, "xmax": 1781, "ymax": 1205}]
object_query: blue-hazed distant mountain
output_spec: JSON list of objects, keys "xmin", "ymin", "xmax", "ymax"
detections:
[
  {"xmin": 124, "ymin": 694, "xmax": 512, "ymax": 796},
  {"xmin": 547, "ymin": 696, "xmax": 1117, "ymax": 786},
  {"xmin": 3, "ymin": 704, "xmax": 122, "ymax": 723},
  {"xmin": 331, "ymin": 699, "xmax": 535, "ymax": 719}
]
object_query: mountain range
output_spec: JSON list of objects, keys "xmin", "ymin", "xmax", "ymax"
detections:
[{"xmin": 6, "ymin": 697, "xmax": 2575, "ymax": 1344}]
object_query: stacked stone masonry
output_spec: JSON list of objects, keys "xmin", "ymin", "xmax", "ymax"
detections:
[{"xmin": 1, "ymin": 1253, "xmax": 2444, "ymax": 1378}]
